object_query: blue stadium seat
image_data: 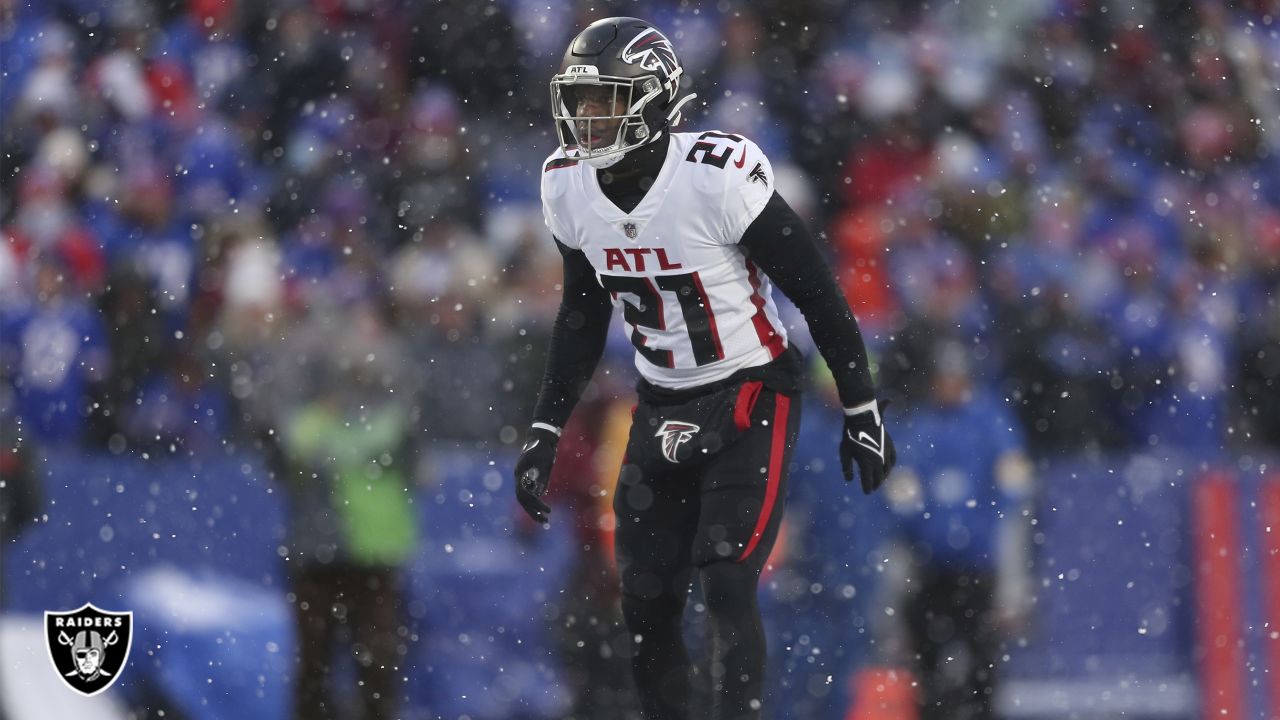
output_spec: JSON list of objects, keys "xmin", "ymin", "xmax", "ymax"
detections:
[
  {"xmin": 3, "ymin": 449, "xmax": 290, "ymax": 718},
  {"xmin": 405, "ymin": 448, "xmax": 575, "ymax": 719}
]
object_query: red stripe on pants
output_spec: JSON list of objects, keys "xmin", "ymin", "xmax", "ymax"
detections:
[
  {"xmin": 1193, "ymin": 471, "xmax": 1247, "ymax": 720},
  {"xmin": 738, "ymin": 394, "xmax": 790, "ymax": 562}
]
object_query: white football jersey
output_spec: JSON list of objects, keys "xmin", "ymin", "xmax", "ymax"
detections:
[{"xmin": 541, "ymin": 131, "xmax": 788, "ymax": 390}]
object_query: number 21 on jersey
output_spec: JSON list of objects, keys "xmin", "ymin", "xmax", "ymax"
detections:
[{"xmin": 600, "ymin": 272, "xmax": 725, "ymax": 368}]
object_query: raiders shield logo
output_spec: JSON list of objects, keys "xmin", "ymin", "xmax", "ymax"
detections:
[
  {"xmin": 45, "ymin": 603, "xmax": 133, "ymax": 696},
  {"xmin": 656, "ymin": 420, "xmax": 700, "ymax": 463},
  {"xmin": 623, "ymin": 221, "xmax": 638, "ymax": 239}
]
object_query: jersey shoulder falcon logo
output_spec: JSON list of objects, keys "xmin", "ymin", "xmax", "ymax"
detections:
[
  {"xmin": 655, "ymin": 420, "xmax": 700, "ymax": 463},
  {"xmin": 748, "ymin": 161, "xmax": 768, "ymax": 186}
]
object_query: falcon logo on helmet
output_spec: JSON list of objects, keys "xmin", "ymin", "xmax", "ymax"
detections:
[{"xmin": 621, "ymin": 29, "xmax": 680, "ymax": 95}]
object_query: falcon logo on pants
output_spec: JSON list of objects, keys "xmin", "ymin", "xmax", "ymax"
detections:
[{"xmin": 656, "ymin": 420, "xmax": 700, "ymax": 463}]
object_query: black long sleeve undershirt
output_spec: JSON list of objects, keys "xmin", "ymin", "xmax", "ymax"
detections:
[
  {"xmin": 530, "ymin": 190, "xmax": 875, "ymax": 428},
  {"xmin": 530, "ymin": 238, "xmax": 614, "ymax": 429},
  {"xmin": 738, "ymin": 190, "xmax": 875, "ymax": 408}
]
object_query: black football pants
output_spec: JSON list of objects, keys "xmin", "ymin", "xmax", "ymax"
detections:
[{"xmin": 614, "ymin": 383, "xmax": 801, "ymax": 720}]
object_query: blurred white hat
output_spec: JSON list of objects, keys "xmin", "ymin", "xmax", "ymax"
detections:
[
  {"xmin": 19, "ymin": 65, "xmax": 76, "ymax": 119},
  {"xmin": 35, "ymin": 127, "xmax": 89, "ymax": 181}
]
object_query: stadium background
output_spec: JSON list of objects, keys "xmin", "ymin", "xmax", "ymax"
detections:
[{"xmin": 2, "ymin": 0, "xmax": 1279, "ymax": 718}]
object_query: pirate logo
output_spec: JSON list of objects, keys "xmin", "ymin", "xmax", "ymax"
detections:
[
  {"xmin": 45, "ymin": 603, "xmax": 133, "ymax": 696},
  {"xmin": 656, "ymin": 420, "xmax": 700, "ymax": 463},
  {"xmin": 622, "ymin": 221, "xmax": 638, "ymax": 239}
]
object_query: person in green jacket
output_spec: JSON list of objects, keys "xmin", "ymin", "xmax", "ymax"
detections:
[{"xmin": 279, "ymin": 299, "xmax": 418, "ymax": 720}]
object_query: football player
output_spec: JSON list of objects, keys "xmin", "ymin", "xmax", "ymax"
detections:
[{"xmin": 515, "ymin": 17, "xmax": 897, "ymax": 720}]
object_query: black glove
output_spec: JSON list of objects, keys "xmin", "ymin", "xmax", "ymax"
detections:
[
  {"xmin": 840, "ymin": 399, "xmax": 896, "ymax": 494},
  {"xmin": 514, "ymin": 425, "xmax": 559, "ymax": 523}
]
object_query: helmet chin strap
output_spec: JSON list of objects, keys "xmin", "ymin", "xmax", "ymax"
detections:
[
  {"xmin": 585, "ymin": 152, "xmax": 627, "ymax": 169},
  {"xmin": 583, "ymin": 127, "xmax": 667, "ymax": 170}
]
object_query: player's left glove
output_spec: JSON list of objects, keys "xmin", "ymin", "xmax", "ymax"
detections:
[
  {"xmin": 514, "ymin": 424, "xmax": 560, "ymax": 524},
  {"xmin": 840, "ymin": 399, "xmax": 896, "ymax": 494}
]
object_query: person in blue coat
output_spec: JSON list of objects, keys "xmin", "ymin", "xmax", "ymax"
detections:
[
  {"xmin": 0, "ymin": 253, "xmax": 109, "ymax": 447},
  {"xmin": 877, "ymin": 339, "xmax": 1034, "ymax": 720}
]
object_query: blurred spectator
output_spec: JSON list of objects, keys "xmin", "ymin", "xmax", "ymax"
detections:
[
  {"xmin": 277, "ymin": 299, "xmax": 418, "ymax": 720},
  {"xmin": 87, "ymin": 160, "xmax": 195, "ymax": 323},
  {"xmin": 6, "ymin": 164, "xmax": 105, "ymax": 294},
  {"xmin": 405, "ymin": 0, "xmax": 521, "ymax": 114},
  {"xmin": 0, "ymin": 252, "xmax": 109, "ymax": 446},
  {"xmin": 0, "ymin": 442, "xmax": 41, "ymax": 603},
  {"xmin": 1239, "ymin": 208, "xmax": 1280, "ymax": 445},
  {"xmin": 88, "ymin": 265, "xmax": 168, "ymax": 445},
  {"xmin": 254, "ymin": 2, "xmax": 347, "ymax": 155},
  {"xmin": 877, "ymin": 339, "xmax": 1034, "ymax": 720},
  {"xmin": 120, "ymin": 341, "xmax": 230, "ymax": 454},
  {"xmin": 763, "ymin": 364, "xmax": 898, "ymax": 720},
  {"xmin": 382, "ymin": 86, "xmax": 482, "ymax": 238},
  {"xmin": 388, "ymin": 223, "xmax": 516, "ymax": 448}
]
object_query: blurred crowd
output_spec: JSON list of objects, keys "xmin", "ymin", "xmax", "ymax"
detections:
[
  {"xmin": 3, "ymin": 0, "xmax": 1280, "ymax": 716},
  {"xmin": 4, "ymin": 0, "xmax": 1280, "ymax": 460}
]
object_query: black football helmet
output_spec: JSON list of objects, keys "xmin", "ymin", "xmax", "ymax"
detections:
[{"xmin": 550, "ymin": 17, "xmax": 697, "ymax": 168}]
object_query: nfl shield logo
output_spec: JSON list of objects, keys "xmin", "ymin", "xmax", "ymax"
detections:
[
  {"xmin": 45, "ymin": 603, "xmax": 133, "ymax": 697},
  {"xmin": 623, "ymin": 222, "xmax": 638, "ymax": 239}
]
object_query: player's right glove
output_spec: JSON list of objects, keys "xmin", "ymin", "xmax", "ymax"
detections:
[
  {"xmin": 514, "ymin": 423, "xmax": 560, "ymax": 523},
  {"xmin": 840, "ymin": 399, "xmax": 897, "ymax": 494}
]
